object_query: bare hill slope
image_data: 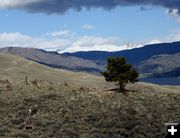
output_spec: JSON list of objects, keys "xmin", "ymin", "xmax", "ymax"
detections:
[
  {"xmin": 0, "ymin": 47, "xmax": 104, "ymax": 73},
  {"xmin": 0, "ymin": 53, "xmax": 105, "ymax": 87}
]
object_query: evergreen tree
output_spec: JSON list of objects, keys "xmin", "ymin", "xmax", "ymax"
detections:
[{"xmin": 101, "ymin": 57, "xmax": 139, "ymax": 92}]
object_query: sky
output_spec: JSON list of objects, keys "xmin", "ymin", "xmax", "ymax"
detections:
[{"xmin": 0, "ymin": 0, "xmax": 180, "ymax": 53}]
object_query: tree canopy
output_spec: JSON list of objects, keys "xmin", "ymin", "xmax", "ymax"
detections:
[{"xmin": 101, "ymin": 57, "xmax": 139, "ymax": 92}]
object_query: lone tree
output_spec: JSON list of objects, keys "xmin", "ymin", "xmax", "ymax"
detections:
[{"xmin": 101, "ymin": 57, "xmax": 139, "ymax": 92}]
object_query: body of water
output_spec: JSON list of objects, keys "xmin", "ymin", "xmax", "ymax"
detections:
[{"xmin": 140, "ymin": 77, "xmax": 180, "ymax": 86}]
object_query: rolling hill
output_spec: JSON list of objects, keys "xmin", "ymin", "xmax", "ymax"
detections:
[
  {"xmin": 0, "ymin": 41, "xmax": 180, "ymax": 82},
  {"xmin": 0, "ymin": 47, "xmax": 104, "ymax": 73},
  {"xmin": 63, "ymin": 41, "xmax": 180, "ymax": 65},
  {"xmin": 138, "ymin": 53, "xmax": 180, "ymax": 74},
  {"xmin": 63, "ymin": 41, "xmax": 180, "ymax": 77},
  {"xmin": 0, "ymin": 53, "xmax": 105, "ymax": 87}
]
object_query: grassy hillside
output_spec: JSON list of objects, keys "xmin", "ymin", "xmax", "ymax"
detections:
[
  {"xmin": 0, "ymin": 53, "xmax": 105, "ymax": 87},
  {"xmin": 0, "ymin": 47, "xmax": 104, "ymax": 73},
  {"xmin": 0, "ymin": 80, "xmax": 180, "ymax": 138},
  {"xmin": 0, "ymin": 53, "xmax": 180, "ymax": 137},
  {"xmin": 1, "ymin": 43, "xmax": 180, "ymax": 81},
  {"xmin": 138, "ymin": 53, "xmax": 180, "ymax": 74}
]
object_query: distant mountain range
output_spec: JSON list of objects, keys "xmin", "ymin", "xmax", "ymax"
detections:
[
  {"xmin": 63, "ymin": 41, "xmax": 180, "ymax": 77},
  {"xmin": 0, "ymin": 41, "xmax": 180, "ymax": 78},
  {"xmin": 63, "ymin": 41, "xmax": 180, "ymax": 65}
]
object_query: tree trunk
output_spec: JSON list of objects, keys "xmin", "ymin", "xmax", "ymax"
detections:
[
  {"xmin": 118, "ymin": 83, "xmax": 127, "ymax": 92},
  {"xmin": 119, "ymin": 84, "xmax": 124, "ymax": 92}
]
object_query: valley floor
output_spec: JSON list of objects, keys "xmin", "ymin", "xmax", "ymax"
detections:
[{"xmin": 0, "ymin": 79, "xmax": 180, "ymax": 138}]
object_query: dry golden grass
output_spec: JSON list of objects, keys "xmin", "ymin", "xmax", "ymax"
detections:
[
  {"xmin": 0, "ymin": 53, "xmax": 107, "ymax": 88},
  {"xmin": 0, "ymin": 53, "xmax": 180, "ymax": 137},
  {"xmin": 0, "ymin": 79, "xmax": 179, "ymax": 138}
]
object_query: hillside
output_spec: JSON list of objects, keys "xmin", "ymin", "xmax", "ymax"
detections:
[
  {"xmin": 0, "ymin": 41, "xmax": 180, "ymax": 85},
  {"xmin": 63, "ymin": 41, "xmax": 180, "ymax": 76},
  {"xmin": 63, "ymin": 41, "xmax": 180, "ymax": 65},
  {"xmin": 0, "ymin": 76, "xmax": 180, "ymax": 137},
  {"xmin": 1, "ymin": 42, "xmax": 180, "ymax": 76},
  {"xmin": 0, "ymin": 47, "xmax": 103, "ymax": 73},
  {"xmin": 138, "ymin": 53, "xmax": 180, "ymax": 74},
  {"xmin": 0, "ymin": 53, "xmax": 180, "ymax": 137},
  {"xmin": 0, "ymin": 53, "xmax": 105, "ymax": 87}
]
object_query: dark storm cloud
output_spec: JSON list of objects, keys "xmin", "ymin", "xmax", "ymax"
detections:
[{"xmin": 1, "ymin": 0, "xmax": 180, "ymax": 14}]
